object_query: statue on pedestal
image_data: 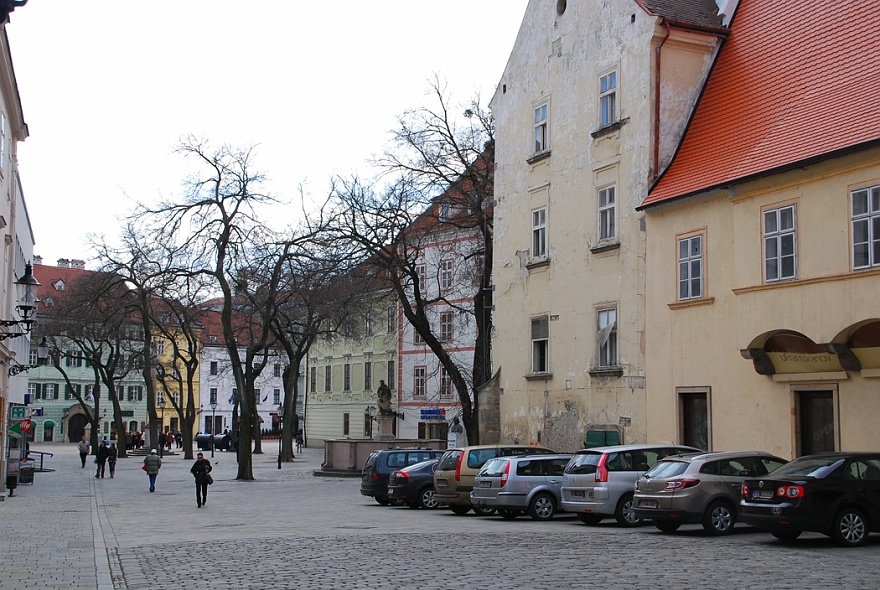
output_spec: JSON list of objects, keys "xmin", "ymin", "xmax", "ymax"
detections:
[{"xmin": 377, "ymin": 380, "xmax": 393, "ymax": 415}]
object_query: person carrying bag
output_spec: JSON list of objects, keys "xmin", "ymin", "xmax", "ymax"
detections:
[{"xmin": 190, "ymin": 452, "xmax": 213, "ymax": 508}]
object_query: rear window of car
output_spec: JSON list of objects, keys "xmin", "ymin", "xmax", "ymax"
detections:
[
  {"xmin": 437, "ymin": 450, "xmax": 462, "ymax": 470},
  {"xmin": 386, "ymin": 452, "xmax": 408, "ymax": 468},
  {"xmin": 772, "ymin": 457, "xmax": 845, "ymax": 478},
  {"xmin": 647, "ymin": 460, "xmax": 690, "ymax": 478},
  {"xmin": 407, "ymin": 451, "xmax": 436, "ymax": 464},
  {"xmin": 566, "ymin": 452, "xmax": 601, "ymax": 474},
  {"xmin": 363, "ymin": 452, "xmax": 379, "ymax": 470},
  {"xmin": 480, "ymin": 458, "xmax": 509, "ymax": 477},
  {"xmin": 468, "ymin": 448, "xmax": 500, "ymax": 469}
]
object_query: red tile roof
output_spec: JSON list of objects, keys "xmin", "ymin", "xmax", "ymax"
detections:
[{"xmin": 644, "ymin": 0, "xmax": 880, "ymax": 208}]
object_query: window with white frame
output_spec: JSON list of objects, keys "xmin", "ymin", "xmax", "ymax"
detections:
[
  {"xmin": 600, "ymin": 71, "xmax": 617, "ymax": 127},
  {"xmin": 678, "ymin": 234, "xmax": 703, "ymax": 300},
  {"xmin": 310, "ymin": 366, "xmax": 317, "ymax": 393},
  {"xmin": 364, "ymin": 310, "xmax": 374, "ymax": 336},
  {"xmin": 172, "ymin": 391, "xmax": 180, "ymax": 406},
  {"xmin": 273, "ymin": 388, "xmax": 280, "ymax": 405},
  {"xmin": 210, "ymin": 388, "xmax": 218, "ymax": 405},
  {"xmin": 440, "ymin": 311, "xmax": 454, "ymax": 342},
  {"xmin": 598, "ymin": 186, "xmax": 616, "ymax": 241},
  {"xmin": 852, "ymin": 184, "xmax": 880, "ymax": 269},
  {"xmin": 416, "ymin": 263, "xmax": 427, "ymax": 294},
  {"xmin": 29, "ymin": 383, "xmax": 40, "ymax": 400},
  {"xmin": 534, "ymin": 103, "xmax": 548, "ymax": 153},
  {"xmin": 255, "ymin": 389, "xmax": 261, "ymax": 404},
  {"xmin": 413, "ymin": 366, "xmax": 427, "ymax": 399},
  {"xmin": 343, "ymin": 362, "xmax": 351, "ymax": 392},
  {"xmin": 324, "ymin": 365, "xmax": 331, "ymax": 392},
  {"xmin": 439, "ymin": 366, "xmax": 453, "ymax": 399},
  {"xmin": 764, "ymin": 204, "xmax": 797, "ymax": 281},
  {"xmin": 387, "ymin": 303, "xmax": 396, "ymax": 333},
  {"xmin": 532, "ymin": 208, "xmax": 547, "ymax": 258},
  {"xmin": 387, "ymin": 360, "xmax": 395, "ymax": 389},
  {"xmin": 153, "ymin": 340, "xmax": 165, "ymax": 355},
  {"xmin": 413, "ymin": 326, "xmax": 424, "ymax": 345},
  {"xmin": 210, "ymin": 361, "xmax": 218, "ymax": 375},
  {"xmin": 597, "ymin": 308, "xmax": 618, "ymax": 367},
  {"xmin": 531, "ymin": 316, "xmax": 549, "ymax": 374},
  {"xmin": 364, "ymin": 361, "xmax": 372, "ymax": 391},
  {"xmin": 273, "ymin": 363, "xmax": 281, "ymax": 377},
  {"xmin": 46, "ymin": 383, "xmax": 58, "ymax": 399},
  {"xmin": 440, "ymin": 259, "xmax": 454, "ymax": 290}
]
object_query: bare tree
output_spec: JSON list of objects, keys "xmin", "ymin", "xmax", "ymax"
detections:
[{"xmin": 326, "ymin": 80, "xmax": 494, "ymax": 443}]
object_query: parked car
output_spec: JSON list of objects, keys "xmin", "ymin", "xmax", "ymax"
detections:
[
  {"xmin": 634, "ymin": 450, "xmax": 786, "ymax": 535},
  {"xmin": 434, "ymin": 444, "xmax": 556, "ymax": 515},
  {"xmin": 560, "ymin": 443, "xmax": 701, "ymax": 526},
  {"xmin": 740, "ymin": 451, "xmax": 880, "ymax": 547},
  {"xmin": 471, "ymin": 454, "xmax": 573, "ymax": 520},
  {"xmin": 387, "ymin": 459, "xmax": 441, "ymax": 509},
  {"xmin": 360, "ymin": 448, "xmax": 445, "ymax": 506}
]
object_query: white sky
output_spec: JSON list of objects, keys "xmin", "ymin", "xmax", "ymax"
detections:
[{"xmin": 6, "ymin": 0, "xmax": 528, "ymax": 266}]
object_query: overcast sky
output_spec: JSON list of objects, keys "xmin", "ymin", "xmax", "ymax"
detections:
[{"xmin": 6, "ymin": 0, "xmax": 528, "ymax": 266}]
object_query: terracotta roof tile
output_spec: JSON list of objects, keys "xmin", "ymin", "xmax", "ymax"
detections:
[{"xmin": 645, "ymin": 0, "xmax": 880, "ymax": 207}]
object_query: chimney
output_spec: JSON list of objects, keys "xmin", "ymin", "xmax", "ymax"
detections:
[
  {"xmin": 71, "ymin": 259, "xmax": 86, "ymax": 270},
  {"xmin": 57, "ymin": 258, "xmax": 70, "ymax": 268},
  {"xmin": 33, "ymin": 255, "xmax": 43, "ymax": 265}
]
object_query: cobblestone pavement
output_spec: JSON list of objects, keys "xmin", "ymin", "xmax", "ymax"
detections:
[{"xmin": 2, "ymin": 442, "xmax": 879, "ymax": 589}]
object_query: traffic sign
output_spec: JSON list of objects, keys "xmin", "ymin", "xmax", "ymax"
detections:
[{"xmin": 10, "ymin": 406, "xmax": 25, "ymax": 419}]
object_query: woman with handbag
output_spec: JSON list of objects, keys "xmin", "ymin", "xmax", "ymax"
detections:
[{"xmin": 190, "ymin": 452, "xmax": 213, "ymax": 508}]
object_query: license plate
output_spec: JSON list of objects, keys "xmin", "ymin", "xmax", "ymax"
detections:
[
  {"xmin": 480, "ymin": 480, "xmax": 491, "ymax": 488},
  {"xmin": 638, "ymin": 499, "xmax": 658, "ymax": 508},
  {"xmin": 436, "ymin": 478, "xmax": 447, "ymax": 486},
  {"xmin": 571, "ymin": 490, "xmax": 584, "ymax": 498},
  {"xmin": 753, "ymin": 490, "xmax": 774, "ymax": 500}
]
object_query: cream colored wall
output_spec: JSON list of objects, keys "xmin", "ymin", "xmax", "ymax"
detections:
[
  {"xmin": 645, "ymin": 149, "xmax": 880, "ymax": 458},
  {"xmin": 490, "ymin": 3, "xmax": 717, "ymax": 452}
]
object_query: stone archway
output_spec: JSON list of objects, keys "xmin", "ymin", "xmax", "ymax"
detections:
[{"xmin": 67, "ymin": 413, "xmax": 89, "ymax": 443}]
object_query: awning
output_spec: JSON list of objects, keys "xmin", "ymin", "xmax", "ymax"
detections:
[{"xmin": 43, "ymin": 420, "xmax": 55, "ymax": 427}]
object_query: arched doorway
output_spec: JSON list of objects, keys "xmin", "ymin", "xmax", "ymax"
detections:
[
  {"xmin": 68, "ymin": 414, "xmax": 89, "ymax": 442},
  {"xmin": 43, "ymin": 421, "xmax": 55, "ymax": 442}
]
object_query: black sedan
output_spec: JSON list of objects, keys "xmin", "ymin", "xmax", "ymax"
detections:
[
  {"xmin": 387, "ymin": 459, "xmax": 440, "ymax": 509},
  {"xmin": 740, "ymin": 452, "xmax": 880, "ymax": 546}
]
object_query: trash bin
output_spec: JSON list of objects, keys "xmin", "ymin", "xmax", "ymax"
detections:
[{"xmin": 19, "ymin": 460, "xmax": 35, "ymax": 485}]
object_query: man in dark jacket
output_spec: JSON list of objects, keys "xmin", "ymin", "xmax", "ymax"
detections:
[
  {"xmin": 190, "ymin": 452, "xmax": 213, "ymax": 508},
  {"xmin": 95, "ymin": 440, "xmax": 110, "ymax": 478}
]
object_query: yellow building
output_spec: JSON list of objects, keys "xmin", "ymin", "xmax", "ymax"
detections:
[
  {"xmin": 152, "ymin": 327, "xmax": 201, "ymax": 436},
  {"xmin": 641, "ymin": 1, "xmax": 880, "ymax": 457}
]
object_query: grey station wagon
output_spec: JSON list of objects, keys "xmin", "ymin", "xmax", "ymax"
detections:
[{"xmin": 471, "ymin": 454, "xmax": 573, "ymax": 520}]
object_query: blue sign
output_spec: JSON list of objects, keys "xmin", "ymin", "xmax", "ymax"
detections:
[{"xmin": 420, "ymin": 408, "xmax": 446, "ymax": 420}]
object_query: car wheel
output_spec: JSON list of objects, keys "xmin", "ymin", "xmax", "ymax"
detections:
[
  {"xmin": 472, "ymin": 505, "xmax": 496, "ymax": 517},
  {"xmin": 450, "ymin": 504, "xmax": 471, "ymax": 516},
  {"xmin": 528, "ymin": 492, "xmax": 557, "ymax": 521},
  {"xmin": 702, "ymin": 500, "xmax": 736, "ymax": 536},
  {"xmin": 771, "ymin": 529, "xmax": 802, "ymax": 542},
  {"xmin": 832, "ymin": 508, "xmax": 869, "ymax": 547},
  {"xmin": 375, "ymin": 496, "xmax": 390, "ymax": 506},
  {"xmin": 498, "ymin": 509, "xmax": 520, "ymax": 520},
  {"xmin": 614, "ymin": 493, "xmax": 642, "ymax": 527},
  {"xmin": 418, "ymin": 487, "xmax": 439, "ymax": 510},
  {"xmin": 653, "ymin": 520, "xmax": 681, "ymax": 533},
  {"xmin": 576, "ymin": 513, "xmax": 603, "ymax": 525}
]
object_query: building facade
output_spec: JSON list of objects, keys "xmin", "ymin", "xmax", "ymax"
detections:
[
  {"xmin": 489, "ymin": 0, "xmax": 726, "ymax": 451},
  {"xmin": 641, "ymin": 0, "xmax": 880, "ymax": 458}
]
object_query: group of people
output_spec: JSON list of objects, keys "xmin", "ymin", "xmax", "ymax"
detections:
[{"xmin": 77, "ymin": 435, "xmax": 119, "ymax": 478}]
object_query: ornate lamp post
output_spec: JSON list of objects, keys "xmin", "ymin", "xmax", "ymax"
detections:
[
  {"xmin": 210, "ymin": 397, "xmax": 218, "ymax": 458},
  {"xmin": 157, "ymin": 395, "xmax": 166, "ymax": 458},
  {"xmin": 277, "ymin": 403, "xmax": 283, "ymax": 470}
]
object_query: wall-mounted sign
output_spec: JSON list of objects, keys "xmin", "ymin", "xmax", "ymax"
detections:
[{"xmin": 420, "ymin": 408, "xmax": 447, "ymax": 421}]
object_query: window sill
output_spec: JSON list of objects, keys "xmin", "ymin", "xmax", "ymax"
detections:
[
  {"xmin": 525, "ymin": 372, "xmax": 553, "ymax": 381},
  {"xmin": 527, "ymin": 151, "xmax": 551, "ymax": 165},
  {"xmin": 526, "ymin": 257, "xmax": 550, "ymax": 270},
  {"xmin": 588, "ymin": 367, "xmax": 623, "ymax": 377},
  {"xmin": 591, "ymin": 118, "xmax": 629, "ymax": 139},
  {"xmin": 667, "ymin": 297, "xmax": 715, "ymax": 310},
  {"xmin": 590, "ymin": 241, "xmax": 620, "ymax": 254}
]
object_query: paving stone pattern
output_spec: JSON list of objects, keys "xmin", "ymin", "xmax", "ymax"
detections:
[{"xmin": 2, "ymin": 442, "xmax": 879, "ymax": 590}]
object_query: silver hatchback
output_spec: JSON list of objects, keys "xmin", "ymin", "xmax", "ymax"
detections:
[
  {"xmin": 560, "ymin": 444, "xmax": 701, "ymax": 526},
  {"xmin": 471, "ymin": 454, "xmax": 573, "ymax": 520}
]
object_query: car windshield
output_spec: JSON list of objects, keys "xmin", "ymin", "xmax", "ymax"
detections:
[
  {"xmin": 770, "ymin": 457, "xmax": 846, "ymax": 478},
  {"xmin": 479, "ymin": 458, "xmax": 508, "ymax": 477},
  {"xmin": 437, "ymin": 450, "xmax": 462, "ymax": 470},
  {"xmin": 645, "ymin": 460, "xmax": 689, "ymax": 479},
  {"xmin": 565, "ymin": 452, "xmax": 601, "ymax": 474}
]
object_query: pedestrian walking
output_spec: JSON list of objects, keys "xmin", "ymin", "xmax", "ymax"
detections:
[
  {"xmin": 190, "ymin": 452, "xmax": 213, "ymax": 508},
  {"xmin": 95, "ymin": 440, "xmax": 110, "ymax": 478},
  {"xmin": 295, "ymin": 430, "xmax": 304, "ymax": 454},
  {"xmin": 108, "ymin": 443, "xmax": 118, "ymax": 478},
  {"xmin": 77, "ymin": 435, "xmax": 90, "ymax": 468},
  {"xmin": 175, "ymin": 430, "xmax": 183, "ymax": 449},
  {"xmin": 143, "ymin": 449, "xmax": 162, "ymax": 492}
]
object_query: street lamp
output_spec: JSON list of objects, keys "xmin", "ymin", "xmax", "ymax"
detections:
[
  {"xmin": 1, "ymin": 263, "xmax": 41, "ymax": 342},
  {"xmin": 277, "ymin": 403, "xmax": 283, "ymax": 470},
  {"xmin": 210, "ymin": 397, "xmax": 218, "ymax": 458},
  {"xmin": 157, "ymin": 395, "xmax": 166, "ymax": 458}
]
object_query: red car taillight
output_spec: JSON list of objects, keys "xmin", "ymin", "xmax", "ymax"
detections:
[
  {"xmin": 394, "ymin": 471, "xmax": 409, "ymax": 480},
  {"xmin": 454, "ymin": 452, "xmax": 464, "ymax": 482},
  {"xmin": 742, "ymin": 483, "xmax": 750, "ymax": 497},
  {"xmin": 664, "ymin": 478, "xmax": 700, "ymax": 491},
  {"xmin": 776, "ymin": 485, "xmax": 804, "ymax": 498},
  {"xmin": 372, "ymin": 473, "xmax": 379, "ymax": 482},
  {"xmin": 499, "ymin": 462, "xmax": 511, "ymax": 488},
  {"xmin": 595, "ymin": 454, "xmax": 609, "ymax": 483}
]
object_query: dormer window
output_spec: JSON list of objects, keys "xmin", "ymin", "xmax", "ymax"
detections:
[{"xmin": 53, "ymin": 279, "xmax": 65, "ymax": 291}]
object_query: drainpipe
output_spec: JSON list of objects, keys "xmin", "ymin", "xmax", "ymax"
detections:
[{"xmin": 653, "ymin": 20, "xmax": 671, "ymax": 180}]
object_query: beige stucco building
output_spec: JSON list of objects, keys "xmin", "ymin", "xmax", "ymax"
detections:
[
  {"xmin": 489, "ymin": 0, "xmax": 726, "ymax": 451},
  {"xmin": 641, "ymin": 0, "xmax": 880, "ymax": 459}
]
